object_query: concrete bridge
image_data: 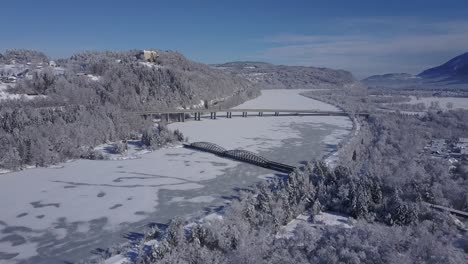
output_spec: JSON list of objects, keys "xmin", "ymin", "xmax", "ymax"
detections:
[
  {"xmin": 184, "ymin": 142, "xmax": 296, "ymax": 173},
  {"xmin": 133, "ymin": 108, "xmax": 369, "ymax": 122}
]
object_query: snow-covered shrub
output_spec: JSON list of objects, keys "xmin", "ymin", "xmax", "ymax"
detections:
[
  {"xmin": 141, "ymin": 124, "xmax": 185, "ymax": 149},
  {"xmin": 81, "ymin": 148, "xmax": 106, "ymax": 160},
  {"xmin": 111, "ymin": 142, "xmax": 127, "ymax": 154},
  {"xmin": 173, "ymin": 129, "xmax": 184, "ymax": 142}
]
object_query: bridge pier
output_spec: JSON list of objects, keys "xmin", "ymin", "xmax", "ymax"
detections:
[
  {"xmin": 194, "ymin": 112, "xmax": 201, "ymax": 121},
  {"xmin": 136, "ymin": 109, "xmax": 369, "ymax": 122},
  {"xmin": 177, "ymin": 113, "xmax": 185, "ymax": 122}
]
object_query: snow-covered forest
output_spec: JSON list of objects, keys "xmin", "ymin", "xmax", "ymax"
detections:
[
  {"xmin": 116, "ymin": 111, "xmax": 468, "ymax": 264},
  {"xmin": 0, "ymin": 49, "xmax": 258, "ymax": 170},
  {"xmin": 1, "ymin": 49, "xmax": 467, "ymax": 264}
]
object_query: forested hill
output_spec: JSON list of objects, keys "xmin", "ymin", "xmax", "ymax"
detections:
[
  {"xmin": 0, "ymin": 49, "xmax": 258, "ymax": 170},
  {"xmin": 0, "ymin": 49, "xmax": 49, "ymax": 64},
  {"xmin": 44, "ymin": 50, "xmax": 257, "ymax": 110},
  {"xmin": 213, "ymin": 61, "xmax": 357, "ymax": 89}
]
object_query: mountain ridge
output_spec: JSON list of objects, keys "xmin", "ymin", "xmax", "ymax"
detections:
[
  {"xmin": 418, "ymin": 52, "xmax": 468, "ymax": 80},
  {"xmin": 213, "ymin": 61, "xmax": 357, "ymax": 90},
  {"xmin": 362, "ymin": 52, "xmax": 468, "ymax": 87}
]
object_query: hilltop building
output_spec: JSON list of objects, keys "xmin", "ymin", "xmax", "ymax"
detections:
[
  {"xmin": 430, "ymin": 139, "xmax": 446, "ymax": 154},
  {"xmin": 138, "ymin": 50, "xmax": 158, "ymax": 62}
]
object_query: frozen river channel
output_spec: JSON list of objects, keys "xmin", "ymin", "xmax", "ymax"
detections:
[{"xmin": 0, "ymin": 89, "xmax": 352, "ymax": 264}]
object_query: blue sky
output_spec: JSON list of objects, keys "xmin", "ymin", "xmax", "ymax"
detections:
[{"xmin": 2, "ymin": 0, "xmax": 468, "ymax": 78}]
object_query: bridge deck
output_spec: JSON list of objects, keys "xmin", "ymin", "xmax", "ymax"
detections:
[{"xmin": 132, "ymin": 108, "xmax": 368, "ymax": 116}]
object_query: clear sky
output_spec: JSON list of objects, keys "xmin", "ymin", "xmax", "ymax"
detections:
[{"xmin": 2, "ymin": 0, "xmax": 468, "ymax": 78}]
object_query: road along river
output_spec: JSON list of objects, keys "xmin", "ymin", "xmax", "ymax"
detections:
[{"xmin": 0, "ymin": 89, "xmax": 352, "ymax": 264}]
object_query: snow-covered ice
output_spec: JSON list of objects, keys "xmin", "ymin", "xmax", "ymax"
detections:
[{"xmin": 233, "ymin": 89, "xmax": 339, "ymax": 111}]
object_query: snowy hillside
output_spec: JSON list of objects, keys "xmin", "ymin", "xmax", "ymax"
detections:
[{"xmin": 213, "ymin": 61, "xmax": 357, "ymax": 89}]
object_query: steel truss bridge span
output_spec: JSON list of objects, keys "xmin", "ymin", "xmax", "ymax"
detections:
[{"xmin": 184, "ymin": 142, "xmax": 296, "ymax": 173}]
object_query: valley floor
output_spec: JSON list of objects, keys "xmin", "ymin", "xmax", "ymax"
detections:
[{"xmin": 0, "ymin": 89, "xmax": 352, "ymax": 264}]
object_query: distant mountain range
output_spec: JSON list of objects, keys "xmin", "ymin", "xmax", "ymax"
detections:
[
  {"xmin": 362, "ymin": 52, "xmax": 468, "ymax": 87},
  {"xmin": 418, "ymin": 52, "xmax": 468, "ymax": 80},
  {"xmin": 213, "ymin": 61, "xmax": 357, "ymax": 89}
]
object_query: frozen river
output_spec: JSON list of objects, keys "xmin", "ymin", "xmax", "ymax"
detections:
[{"xmin": 0, "ymin": 89, "xmax": 352, "ymax": 264}]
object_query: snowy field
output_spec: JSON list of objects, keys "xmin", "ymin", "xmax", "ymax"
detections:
[
  {"xmin": 0, "ymin": 83, "xmax": 43, "ymax": 101},
  {"xmin": 0, "ymin": 83, "xmax": 22, "ymax": 100},
  {"xmin": 278, "ymin": 212, "xmax": 352, "ymax": 238},
  {"xmin": 407, "ymin": 96, "xmax": 468, "ymax": 110},
  {"xmin": 0, "ymin": 89, "xmax": 352, "ymax": 264}
]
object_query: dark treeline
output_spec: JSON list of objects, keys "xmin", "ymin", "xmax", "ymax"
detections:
[{"xmin": 0, "ymin": 50, "xmax": 258, "ymax": 170}]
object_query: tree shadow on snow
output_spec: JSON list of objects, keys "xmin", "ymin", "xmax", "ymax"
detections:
[
  {"xmin": 146, "ymin": 222, "xmax": 168, "ymax": 231},
  {"xmin": 123, "ymin": 232, "xmax": 145, "ymax": 242}
]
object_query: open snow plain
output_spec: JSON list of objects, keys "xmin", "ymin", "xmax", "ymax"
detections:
[
  {"xmin": 407, "ymin": 96, "xmax": 468, "ymax": 110},
  {"xmin": 0, "ymin": 89, "xmax": 352, "ymax": 264}
]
